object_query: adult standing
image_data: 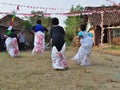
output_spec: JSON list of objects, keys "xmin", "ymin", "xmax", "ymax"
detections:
[
  {"xmin": 50, "ymin": 17, "xmax": 68, "ymax": 70},
  {"xmin": 18, "ymin": 31, "xmax": 26, "ymax": 50}
]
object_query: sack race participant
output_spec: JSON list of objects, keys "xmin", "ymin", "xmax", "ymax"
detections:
[
  {"xmin": 72, "ymin": 24, "xmax": 93, "ymax": 66},
  {"xmin": 5, "ymin": 10, "xmax": 20, "ymax": 57},
  {"xmin": 50, "ymin": 17, "xmax": 68, "ymax": 70},
  {"xmin": 5, "ymin": 29, "xmax": 19, "ymax": 57},
  {"xmin": 31, "ymin": 31, "xmax": 45, "ymax": 55},
  {"xmin": 31, "ymin": 20, "xmax": 48, "ymax": 55},
  {"xmin": 51, "ymin": 43, "xmax": 68, "ymax": 70}
]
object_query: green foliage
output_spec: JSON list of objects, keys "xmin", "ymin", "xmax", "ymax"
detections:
[
  {"xmin": 28, "ymin": 10, "xmax": 52, "ymax": 27},
  {"xmin": 30, "ymin": 10, "xmax": 44, "ymax": 25},
  {"xmin": 45, "ymin": 31, "xmax": 50, "ymax": 43},
  {"xmin": 28, "ymin": 10, "xmax": 52, "ymax": 28},
  {"xmin": 64, "ymin": 5, "xmax": 84, "ymax": 46},
  {"xmin": 41, "ymin": 17, "xmax": 52, "ymax": 27},
  {"xmin": 22, "ymin": 20, "xmax": 32, "ymax": 30},
  {"xmin": 109, "ymin": 45, "xmax": 120, "ymax": 50},
  {"xmin": 103, "ymin": 45, "xmax": 120, "ymax": 51},
  {"xmin": 70, "ymin": 5, "xmax": 84, "ymax": 12},
  {"xmin": 102, "ymin": 4, "xmax": 106, "ymax": 7}
]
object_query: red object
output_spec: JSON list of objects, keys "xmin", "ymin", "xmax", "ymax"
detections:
[
  {"xmin": 17, "ymin": 5, "xmax": 19, "ymax": 11},
  {"xmin": 10, "ymin": 22, "xmax": 14, "ymax": 26}
]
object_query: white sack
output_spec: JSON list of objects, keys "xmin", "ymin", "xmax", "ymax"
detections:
[
  {"xmin": 5, "ymin": 37, "xmax": 19, "ymax": 57},
  {"xmin": 72, "ymin": 36, "xmax": 93, "ymax": 66},
  {"xmin": 51, "ymin": 43, "xmax": 68, "ymax": 70},
  {"xmin": 32, "ymin": 31, "xmax": 45, "ymax": 55}
]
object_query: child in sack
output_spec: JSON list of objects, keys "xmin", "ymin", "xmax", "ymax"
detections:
[
  {"xmin": 50, "ymin": 17, "xmax": 68, "ymax": 70},
  {"xmin": 72, "ymin": 24, "xmax": 93, "ymax": 66}
]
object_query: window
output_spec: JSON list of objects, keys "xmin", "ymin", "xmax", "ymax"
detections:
[{"xmin": 112, "ymin": 29, "xmax": 120, "ymax": 37}]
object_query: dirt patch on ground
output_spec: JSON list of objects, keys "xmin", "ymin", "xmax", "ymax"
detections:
[{"xmin": 0, "ymin": 47, "xmax": 120, "ymax": 90}]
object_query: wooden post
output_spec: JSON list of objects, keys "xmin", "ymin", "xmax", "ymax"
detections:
[
  {"xmin": 100, "ymin": 12, "xmax": 104, "ymax": 53},
  {"xmin": 109, "ymin": 29, "xmax": 112, "ymax": 45}
]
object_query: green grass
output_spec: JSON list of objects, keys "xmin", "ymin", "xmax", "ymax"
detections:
[{"xmin": 107, "ymin": 45, "xmax": 120, "ymax": 50}]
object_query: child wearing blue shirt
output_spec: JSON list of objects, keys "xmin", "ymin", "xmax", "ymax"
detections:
[{"xmin": 72, "ymin": 24, "xmax": 93, "ymax": 66}]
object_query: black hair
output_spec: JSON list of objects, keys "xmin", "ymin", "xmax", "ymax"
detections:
[
  {"xmin": 51, "ymin": 17, "xmax": 59, "ymax": 25},
  {"xmin": 80, "ymin": 24, "xmax": 86, "ymax": 31},
  {"xmin": 37, "ymin": 20, "xmax": 41, "ymax": 24}
]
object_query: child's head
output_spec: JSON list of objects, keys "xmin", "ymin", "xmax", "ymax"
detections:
[
  {"xmin": 37, "ymin": 20, "xmax": 41, "ymax": 24},
  {"xmin": 80, "ymin": 24, "xmax": 86, "ymax": 31},
  {"xmin": 51, "ymin": 17, "xmax": 59, "ymax": 25}
]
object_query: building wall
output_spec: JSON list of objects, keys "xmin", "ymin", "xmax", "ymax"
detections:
[
  {"xmin": 23, "ymin": 31, "xmax": 34, "ymax": 49},
  {"xmin": 112, "ymin": 37, "xmax": 120, "ymax": 45},
  {"xmin": 0, "ymin": 27, "xmax": 7, "ymax": 37}
]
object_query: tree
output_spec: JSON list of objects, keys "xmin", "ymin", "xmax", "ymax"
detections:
[
  {"xmin": 23, "ymin": 10, "xmax": 52, "ymax": 28},
  {"xmin": 22, "ymin": 20, "xmax": 32, "ymax": 30},
  {"xmin": 64, "ymin": 5, "xmax": 84, "ymax": 45},
  {"xmin": 29, "ymin": 10, "xmax": 52, "ymax": 28}
]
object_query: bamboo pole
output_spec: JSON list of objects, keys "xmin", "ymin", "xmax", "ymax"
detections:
[{"xmin": 100, "ymin": 12, "xmax": 104, "ymax": 53}]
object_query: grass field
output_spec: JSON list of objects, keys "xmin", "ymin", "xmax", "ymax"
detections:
[{"xmin": 0, "ymin": 47, "xmax": 120, "ymax": 90}]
